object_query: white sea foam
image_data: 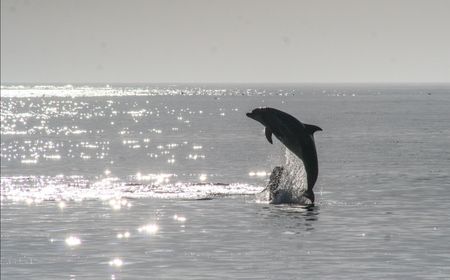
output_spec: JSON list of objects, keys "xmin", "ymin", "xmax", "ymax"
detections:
[{"xmin": 0, "ymin": 175, "xmax": 263, "ymax": 202}]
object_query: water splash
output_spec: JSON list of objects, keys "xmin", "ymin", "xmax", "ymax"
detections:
[
  {"xmin": 279, "ymin": 148, "xmax": 308, "ymax": 197},
  {"xmin": 258, "ymin": 148, "xmax": 309, "ymax": 204}
]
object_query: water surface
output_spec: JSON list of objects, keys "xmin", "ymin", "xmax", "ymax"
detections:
[{"xmin": 2, "ymin": 84, "xmax": 449, "ymax": 279}]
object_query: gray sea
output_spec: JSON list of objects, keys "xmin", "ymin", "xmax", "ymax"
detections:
[{"xmin": 1, "ymin": 84, "xmax": 449, "ymax": 279}]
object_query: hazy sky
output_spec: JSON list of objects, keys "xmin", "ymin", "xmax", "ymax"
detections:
[{"xmin": 1, "ymin": 0, "xmax": 450, "ymax": 83}]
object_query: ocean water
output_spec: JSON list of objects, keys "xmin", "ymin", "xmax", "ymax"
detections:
[{"xmin": 1, "ymin": 84, "xmax": 449, "ymax": 279}]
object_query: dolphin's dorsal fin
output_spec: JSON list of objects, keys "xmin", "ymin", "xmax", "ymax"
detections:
[
  {"xmin": 265, "ymin": 127, "xmax": 273, "ymax": 144},
  {"xmin": 304, "ymin": 124, "xmax": 322, "ymax": 135}
]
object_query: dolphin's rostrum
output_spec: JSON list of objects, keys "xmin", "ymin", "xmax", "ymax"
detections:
[{"xmin": 246, "ymin": 107, "xmax": 322, "ymax": 203}]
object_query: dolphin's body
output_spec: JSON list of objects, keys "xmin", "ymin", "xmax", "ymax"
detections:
[{"xmin": 246, "ymin": 107, "xmax": 322, "ymax": 203}]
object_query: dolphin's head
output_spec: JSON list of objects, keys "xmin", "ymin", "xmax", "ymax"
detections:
[
  {"xmin": 246, "ymin": 107, "xmax": 271, "ymax": 125},
  {"xmin": 247, "ymin": 107, "xmax": 288, "ymax": 130}
]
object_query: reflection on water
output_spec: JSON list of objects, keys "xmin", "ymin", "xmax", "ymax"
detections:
[
  {"xmin": 1, "ymin": 196, "xmax": 326, "ymax": 279},
  {"xmin": 2, "ymin": 84, "xmax": 450, "ymax": 279},
  {"xmin": 260, "ymin": 204, "xmax": 320, "ymax": 232},
  {"xmin": 108, "ymin": 258, "xmax": 123, "ymax": 268},
  {"xmin": 57, "ymin": 201, "xmax": 67, "ymax": 209},
  {"xmin": 116, "ymin": 232, "xmax": 130, "ymax": 239},
  {"xmin": 137, "ymin": 224, "xmax": 159, "ymax": 235},
  {"xmin": 0, "ymin": 175, "xmax": 263, "ymax": 202},
  {"xmin": 173, "ymin": 214, "xmax": 187, "ymax": 222},
  {"xmin": 1, "ymin": 88, "xmax": 276, "ymax": 181},
  {"xmin": 1, "ymin": 89, "xmax": 275, "ymax": 202},
  {"xmin": 65, "ymin": 236, "xmax": 81, "ymax": 247}
]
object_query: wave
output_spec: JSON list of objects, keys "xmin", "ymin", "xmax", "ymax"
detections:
[{"xmin": 0, "ymin": 175, "xmax": 263, "ymax": 203}]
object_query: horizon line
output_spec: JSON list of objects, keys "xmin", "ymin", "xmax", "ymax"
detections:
[{"xmin": 2, "ymin": 81, "xmax": 450, "ymax": 86}]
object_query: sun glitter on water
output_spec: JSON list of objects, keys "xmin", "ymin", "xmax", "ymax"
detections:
[
  {"xmin": 65, "ymin": 236, "xmax": 81, "ymax": 247},
  {"xmin": 137, "ymin": 224, "xmax": 159, "ymax": 234}
]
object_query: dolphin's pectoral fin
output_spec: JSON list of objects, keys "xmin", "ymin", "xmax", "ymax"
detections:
[
  {"xmin": 304, "ymin": 124, "xmax": 322, "ymax": 135},
  {"xmin": 265, "ymin": 127, "xmax": 273, "ymax": 144}
]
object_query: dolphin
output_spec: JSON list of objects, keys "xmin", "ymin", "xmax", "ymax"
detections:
[{"xmin": 246, "ymin": 107, "xmax": 322, "ymax": 203}]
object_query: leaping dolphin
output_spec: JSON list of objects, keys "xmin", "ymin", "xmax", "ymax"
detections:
[{"xmin": 246, "ymin": 107, "xmax": 322, "ymax": 203}]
